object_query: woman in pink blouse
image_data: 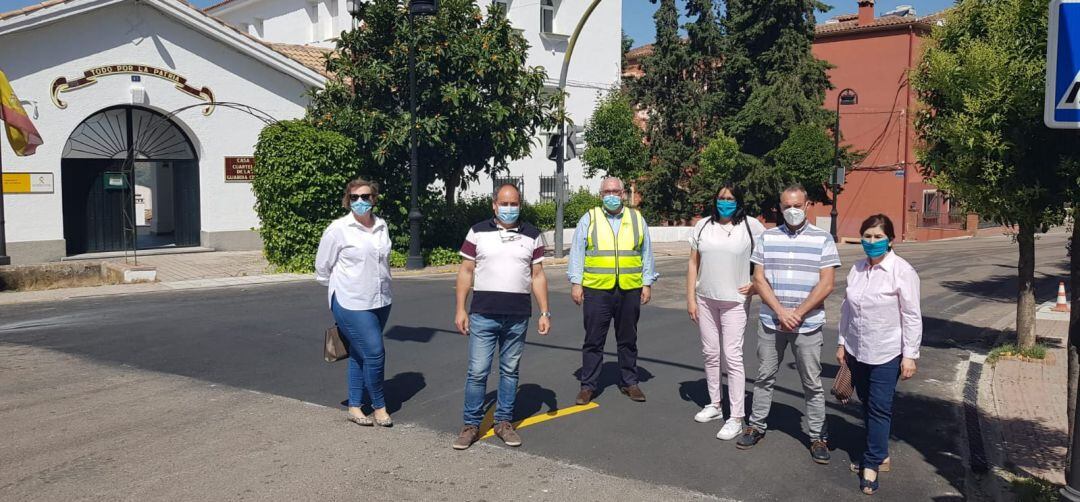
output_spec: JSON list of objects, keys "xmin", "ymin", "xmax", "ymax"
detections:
[{"xmin": 836, "ymin": 214, "xmax": 922, "ymax": 496}]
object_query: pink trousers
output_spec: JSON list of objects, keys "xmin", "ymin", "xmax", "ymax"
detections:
[{"xmin": 696, "ymin": 296, "xmax": 748, "ymax": 418}]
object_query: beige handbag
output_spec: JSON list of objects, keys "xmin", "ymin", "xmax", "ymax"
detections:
[{"xmin": 324, "ymin": 325, "xmax": 349, "ymax": 363}]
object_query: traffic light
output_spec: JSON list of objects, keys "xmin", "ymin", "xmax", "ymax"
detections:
[
  {"xmin": 565, "ymin": 125, "xmax": 585, "ymax": 160},
  {"xmin": 547, "ymin": 134, "xmax": 563, "ymax": 161}
]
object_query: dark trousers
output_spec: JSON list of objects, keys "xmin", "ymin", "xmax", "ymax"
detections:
[
  {"xmin": 580, "ymin": 286, "xmax": 641, "ymax": 390},
  {"xmin": 847, "ymin": 354, "xmax": 901, "ymax": 470}
]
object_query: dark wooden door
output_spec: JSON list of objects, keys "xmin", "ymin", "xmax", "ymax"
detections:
[
  {"xmin": 172, "ymin": 161, "xmax": 201, "ymax": 247},
  {"xmin": 62, "ymin": 159, "xmax": 132, "ymax": 254}
]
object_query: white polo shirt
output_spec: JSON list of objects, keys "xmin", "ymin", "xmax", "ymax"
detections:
[{"xmin": 459, "ymin": 219, "xmax": 545, "ymax": 316}]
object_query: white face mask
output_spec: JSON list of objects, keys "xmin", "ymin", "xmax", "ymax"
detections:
[{"xmin": 783, "ymin": 207, "xmax": 806, "ymax": 227}]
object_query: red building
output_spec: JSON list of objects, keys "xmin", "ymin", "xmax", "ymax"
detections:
[
  {"xmin": 812, "ymin": 0, "xmax": 990, "ymax": 241},
  {"xmin": 625, "ymin": 0, "xmax": 1001, "ymax": 241}
]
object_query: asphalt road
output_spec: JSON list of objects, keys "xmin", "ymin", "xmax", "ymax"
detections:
[{"xmin": 0, "ymin": 230, "xmax": 1069, "ymax": 501}]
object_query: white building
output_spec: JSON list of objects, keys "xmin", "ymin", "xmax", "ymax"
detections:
[
  {"xmin": 208, "ymin": 0, "xmax": 623, "ymax": 202},
  {"xmin": 0, "ymin": 0, "xmax": 328, "ymax": 263},
  {"xmin": 0, "ymin": 0, "xmax": 620, "ymax": 265}
]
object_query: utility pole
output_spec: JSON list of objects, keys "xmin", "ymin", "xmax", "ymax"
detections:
[
  {"xmin": 553, "ymin": 0, "xmax": 603, "ymax": 258},
  {"xmin": 0, "ymin": 142, "xmax": 9, "ymax": 265}
]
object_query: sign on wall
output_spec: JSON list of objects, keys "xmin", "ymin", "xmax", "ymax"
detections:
[
  {"xmin": 2, "ymin": 172, "xmax": 54, "ymax": 194},
  {"xmin": 225, "ymin": 156, "xmax": 256, "ymax": 182},
  {"xmin": 51, "ymin": 65, "xmax": 216, "ymax": 115},
  {"xmin": 1046, "ymin": 0, "xmax": 1080, "ymax": 128}
]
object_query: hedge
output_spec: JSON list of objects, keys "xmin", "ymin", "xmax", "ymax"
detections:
[{"xmin": 252, "ymin": 120, "xmax": 361, "ymax": 272}]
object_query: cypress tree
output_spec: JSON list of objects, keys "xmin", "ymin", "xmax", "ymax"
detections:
[{"xmin": 722, "ymin": 0, "xmax": 833, "ymax": 158}]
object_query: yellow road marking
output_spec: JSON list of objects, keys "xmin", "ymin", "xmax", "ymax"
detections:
[{"xmin": 480, "ymin": 402, "xmax": 600, "ymax": 440}]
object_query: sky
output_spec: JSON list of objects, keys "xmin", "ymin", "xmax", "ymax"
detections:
[{"xmin": 0, "ymin": 0, "xmax": 957, "ymax": 47}]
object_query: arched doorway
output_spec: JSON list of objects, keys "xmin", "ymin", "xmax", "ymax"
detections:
[{"xmin": 61, "ymin": 106, "xmax": 200, "ymax": 255}]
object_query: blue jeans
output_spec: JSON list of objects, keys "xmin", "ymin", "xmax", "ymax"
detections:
[
  {"xmin": 462, "ymin": 314, "xmax": 529, "ymax": 426},
  {"xmin": 847, "ymin": 354, "xmax": 901, "ymax": 470},
  {"xmin": 331, "ymin": 296, "xmax": 392, "ymax": 410}
]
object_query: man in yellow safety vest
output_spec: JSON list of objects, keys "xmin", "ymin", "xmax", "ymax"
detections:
[{"xmin": 567, "ymin": 177, "xmax": 658, "ymax": 405}]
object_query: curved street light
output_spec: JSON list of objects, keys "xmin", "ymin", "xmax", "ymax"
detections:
[
  {"xmin": 553, "ymin": 0, "xmax": 603, "ymax": 258},
  {"xmin": 831, "ymin": 87, "xmax": 858, "ymax": 243}
]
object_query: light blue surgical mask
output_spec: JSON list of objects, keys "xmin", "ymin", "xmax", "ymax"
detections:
[
  {"xmin": 350, "ymin": 200, "xmax": 373, "ymax": 217},
  {"xmin": 602, "ymin": 195, "xmax": 623, "ymax": 212},
  {"xmin": 497, "ymin": 206, "xmax": 520, "ymax": 224},
  {"xmin": 716, "ymin": 200, "xmax": 737, "ymax": 218},
  {"xmin": 861, "ymin": 238, "xmax": 890, "ymax": 259}
]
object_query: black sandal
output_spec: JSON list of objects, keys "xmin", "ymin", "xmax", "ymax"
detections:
[{"xmin": 860, "ymin": 471, "xmax": 880, "ymax": 495}]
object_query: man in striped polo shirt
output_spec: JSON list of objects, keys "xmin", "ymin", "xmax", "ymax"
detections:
[
  {"xmin": 737, "ymin": 184, "xmax": 840, "ymax": 465},
  {"xmin": 452, "ymin": 184, "xmax": 551, "ymax": 451}
]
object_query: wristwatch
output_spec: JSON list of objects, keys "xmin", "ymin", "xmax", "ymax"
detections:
[{"xmin": 540, "ymin": 311, "xmax": 552, "ymax": 318}]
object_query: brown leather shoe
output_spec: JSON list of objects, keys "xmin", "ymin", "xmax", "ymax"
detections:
[
  {"xmin": 575, "ymin": 387, "xmax": 594, "ymax": 405},
  {"xmin": 452, "ymin": 425, "xmax": 479, "ymax": 450},
  {"xmin": 620, "ymin": 384, "xmax": 646, "ymax": 402},
  {"xmin": 493, "ymin": 421, "xmax": 522, "ymax": 447}
]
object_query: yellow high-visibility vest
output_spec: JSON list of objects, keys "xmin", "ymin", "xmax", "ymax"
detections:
[{"xmin": 583, "ymin": 206, "xmax": 645, "ymax": 290}]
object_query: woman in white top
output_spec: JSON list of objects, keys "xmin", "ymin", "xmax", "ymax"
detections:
[
  {"xmin": 836, "ymin": 214, "xmax": 922, "ymax": 495},
  {"xmin": 315, "ymin": 178, "xmax": 394, "ymax": 427},
  {"xmin": 687, "ymin": 183, "xmax": 766, "ymax": 440}
]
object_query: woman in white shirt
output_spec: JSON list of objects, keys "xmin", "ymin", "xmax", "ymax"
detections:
[
  {"xmin": 315, "ymin": 179, "xmax": 394, "ymax": 427},
  {"xmin": 687, "ymin": 183, "xmax": 766, "ymax": 441},
  {"xmin": 836, "ymin": 214, "xmax": 922, "ymax": 495}
]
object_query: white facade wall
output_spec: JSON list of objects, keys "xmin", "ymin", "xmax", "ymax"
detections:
[
  {"xmin": 481, "ymin": 0, "xmax": 622, "ymax": 202},
  {"xmin": 0, "ymin": 2, "xmax": 314, "ymax": 262},
  {"xmin": 212, "ymin": 0, "xmax": 623, "ymax": 202},
  {"xmin": 212, "ymin": 0, "xmax": 348, "ymax": 47}
]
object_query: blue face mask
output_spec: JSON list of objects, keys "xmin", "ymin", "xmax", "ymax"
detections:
[
  {"xmin": 602, "ymin": 195, "xmax": 623, "ymax": 212},
  {"xmin": 716, "ymin": 200, "xmax": 737, "ymax": 218},
  {"xmin": 861, "ymin": 238, "xmax": 890, "ymax": 258},
  {"xmin": 350, "ymin": 200, "xmax": 373, "ymax": 217},
  {"xmin": 497, "ymin": 206, "xmax": 520, "ymax": 224}
]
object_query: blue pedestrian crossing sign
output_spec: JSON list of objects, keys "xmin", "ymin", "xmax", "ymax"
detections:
[{"xmin": 1046, "ymin": 0, "xmax": 1080, "ymax": 128}]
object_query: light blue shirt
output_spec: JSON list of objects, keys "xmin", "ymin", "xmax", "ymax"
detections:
[{"xmin": 567, "ymin": 208, "xmax": 658, "ymax": 287}]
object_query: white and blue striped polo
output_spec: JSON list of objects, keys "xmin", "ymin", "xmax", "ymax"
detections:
[{"xmin": 750, "ymin": 223, "xmax": 841, "ymax": 333}]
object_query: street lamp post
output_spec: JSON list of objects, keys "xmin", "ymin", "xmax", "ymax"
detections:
[
  {"xmin": 831, "ymin": 88, "xmax": 858, "ymax": 243},
  {"xmin": 405, "ymin": 0, "xmax": 438, "ymax": 270},
  {"xmin": 553, "ymin": 0, "xmax": 603, "ymax": 258}
]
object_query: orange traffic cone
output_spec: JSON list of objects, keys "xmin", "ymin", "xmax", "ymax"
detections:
[{"xmin": 1053, "ymin": 281, "xmax": 1071, "ymax": 313}]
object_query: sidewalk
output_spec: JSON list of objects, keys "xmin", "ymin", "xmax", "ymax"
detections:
[
  {"xmin": 0, "ymin": 241, "xmax": 696, "ymax": 306},
  {"xmin": 987, "ymin": 317, "xmax": 1070, "ymax": 485}
]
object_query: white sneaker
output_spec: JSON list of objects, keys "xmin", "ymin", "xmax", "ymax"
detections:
[
  {"xmin": 694, "ymin": 404, "xmax": 723, "ymax": 423},
  {"xmin": 716, "ymin": 417, "xmax": 744, "ymax": 440}
]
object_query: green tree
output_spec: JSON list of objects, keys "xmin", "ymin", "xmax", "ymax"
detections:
[
  {"xmin": 766, "ymin": 124, "xmax": 835, "ymax": 203},
  {"xmin": 621, "ymin": 31, "xmax": 635, "ymax": 69},
  {"xmin": 910, "ymin": 0, "xmax": 1080, "ymax": 348},
  {"xmin": 581, "ymin": 91, "xmax": 647, "ymax": 180},
  {"xmin": 720, "ymin": 0, "xmax": 833, "ymax": 157},
  {"xmin": 311, "ymin": 0, "xmax": 555, "ymax": 212},
  {"xmin": 630, "ymin": 0, "xmax": 724, "ymax": 222},
  {"xmin": 691, "ymin": 131, "xmax": 747, "ymax": 214}
]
